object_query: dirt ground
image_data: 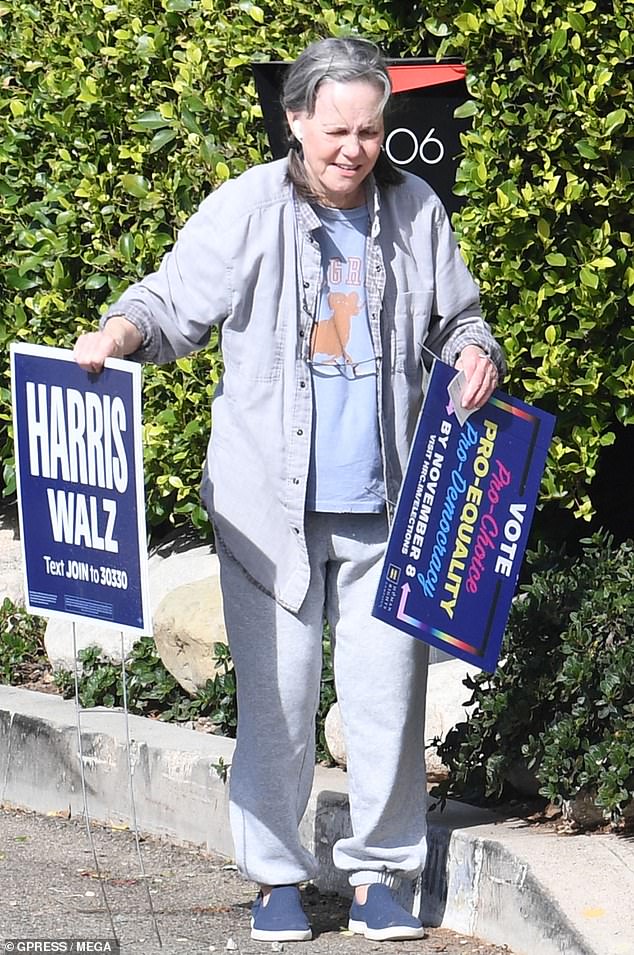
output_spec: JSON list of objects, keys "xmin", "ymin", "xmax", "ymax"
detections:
[{"xmin": 1, "ymin": 805, "xmax": 515, "ymax": 955}]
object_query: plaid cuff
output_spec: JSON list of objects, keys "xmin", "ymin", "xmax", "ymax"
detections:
[{"xmin": 441, "ymin": 328, "xmax": 507, "ymax": 379}]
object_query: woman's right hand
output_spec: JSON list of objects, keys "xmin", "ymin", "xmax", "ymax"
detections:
[{"xmin": 73, "ymin": 317, "xmax": 143, "ymax": 373}]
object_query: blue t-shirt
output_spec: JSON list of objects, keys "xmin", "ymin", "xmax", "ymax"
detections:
[{"xmin": 305, "ymin": 205, "xmax": 385, "ymax": 512}]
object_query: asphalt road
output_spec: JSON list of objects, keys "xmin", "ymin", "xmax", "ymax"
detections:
[{"xmin": 0, "ymin": 805, "xmax": 513, "ymax": 955}]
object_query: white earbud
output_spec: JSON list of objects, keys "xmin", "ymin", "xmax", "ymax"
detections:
[{"xmin": 293, "ymin": 121, "xmax": 303, "ymax": 142}]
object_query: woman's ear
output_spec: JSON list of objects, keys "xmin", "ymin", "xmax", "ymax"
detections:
[{"xmin": 286, "ymin": 110, "xmax": 303, "ymax": 142}]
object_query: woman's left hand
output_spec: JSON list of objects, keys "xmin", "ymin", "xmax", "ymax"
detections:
[{"xmin": 455, "ymin": 344, "xmax": 499, "ymax": 411}]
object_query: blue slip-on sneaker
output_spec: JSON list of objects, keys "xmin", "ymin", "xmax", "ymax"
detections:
[
  {"xmin": 250, "ymin": 884, "xmax": 312, "ymax": 942},
  {"xmin": 348, "ymin": 882, "xmax": 426, "ymax": 941}
]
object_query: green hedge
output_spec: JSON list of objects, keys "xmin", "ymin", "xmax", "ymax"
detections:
[
  {"xmin": 424, "ymin": 0, "xmax": 634, "ymax": 520},
  {"xmin": 1, "ymin": 0, "xmax": 632, "ymax": 533},
  {"xmin": 432, "ymin": 532, "xmax": 634, "ymax": 826},
  {"xmin": 0, "ymin": 0, "xmax": 417, "ymax": 531}
]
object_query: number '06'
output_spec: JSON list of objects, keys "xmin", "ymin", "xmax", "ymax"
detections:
[{"xmin": 384, "ymin": 127, "xmax": 445, "ymax": 166}]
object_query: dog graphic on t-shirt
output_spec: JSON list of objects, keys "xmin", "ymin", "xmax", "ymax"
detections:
[{"xmin": 311, "ymin": 291, "xmax": 360, "ymax": 365}]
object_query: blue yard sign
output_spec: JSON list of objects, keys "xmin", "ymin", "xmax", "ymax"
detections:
[
  {"xmin": 11, "ymin": 343, "xmax": 151, "ymax": 634},
  {"xmin": 373, "ymin": 359, "xmax": 555, "ymax": 672}
]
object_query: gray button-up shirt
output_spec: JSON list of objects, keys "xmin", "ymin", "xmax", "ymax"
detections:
[{"xmin": 103, "ymin": 157, "xmax": 505, "ymax": 612}]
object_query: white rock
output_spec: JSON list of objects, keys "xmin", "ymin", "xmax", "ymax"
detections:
[
  {"xmin": 424, "ymin": 659, "xmax": 480, "ymax": 779},
  {"xmin": 147, "ymin": 534, "xmax": 218, "ymax": 610},
  {"xmin": 152, "ymin": 572, "xmax": 227, "ymax": 695},
  {"xmin": 324, "ymin": 703, "xmax": 347, "ymax": 766}
]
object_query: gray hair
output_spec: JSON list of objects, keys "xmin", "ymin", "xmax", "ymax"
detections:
[
  {"xmin": 282, "ymin": 37, "xmax": 403, "ymax": 197},
  {"xmin": 281, "ymin": 36, "xmax": 392, "ymax": 118}
]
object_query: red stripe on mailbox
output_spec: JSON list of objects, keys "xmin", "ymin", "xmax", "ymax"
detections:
[{"xmin": 388, "ymin": 64, "xmax": 467, "ymax": 94}]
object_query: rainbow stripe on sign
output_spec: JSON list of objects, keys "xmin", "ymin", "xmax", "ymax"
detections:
[
  {"xmin": 396, "ymin": 583, "xmax": 480, "ymax": 655},
  {"xmin": 488, "ymin": 395, "xmax": 535, "ymax": 422}
]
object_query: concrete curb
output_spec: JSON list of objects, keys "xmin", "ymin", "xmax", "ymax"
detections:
[{"xmin": 2, "ymin": 687, "xmax": 627, "ymax": 955}]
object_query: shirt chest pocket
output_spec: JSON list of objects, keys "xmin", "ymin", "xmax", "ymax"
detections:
[
  {"xmin": 389, "ymin": 290, "xmax": 434, "ymax": 373},
  {"xmin": 224, "ymin": 320, "xmax": 287, "ymax": 383}
]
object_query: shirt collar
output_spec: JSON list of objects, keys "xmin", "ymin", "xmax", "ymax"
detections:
[
  {"xmin": 365, "ymin": 173, "xmax": 382, "ymax": 239},
  {"xmin": 292, "ymin": 174, "xmax": 382, "ymax": 238},
  {"xmin": 293, "ymin": 191, "xmax": 321, "ymax": 235}
]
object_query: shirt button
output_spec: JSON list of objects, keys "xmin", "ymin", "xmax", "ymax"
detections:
[
  {"xmin": 297, "ymin": 429, "xmax": 304, "ymax": 436},
  {"xmin": 299, "ymin": 330, "xmax": 305, "ymax": 338},
  {"xmin": 300, "ymin": 381, "xmax": 306, "ymax": 388},
  {"xmin": 293, "ymin": 526, "xmax": 300, "ymax": 534},
  {"xmin": 292, "ymin": 478, "xmax": 300, "ymax": 485}
]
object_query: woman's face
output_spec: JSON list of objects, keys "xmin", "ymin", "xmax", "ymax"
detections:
[{"xmin": 287, "ymin": 80, "xmax": 385, "ymax": 209}]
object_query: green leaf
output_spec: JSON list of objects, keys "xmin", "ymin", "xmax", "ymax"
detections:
[
  {"xmin": 575, "ymin": 140, "xmax": 600, "ymax": 159},
  {"xmin": 604, "ymin": 109, "xmax": 626, "ymax": 135},
  {"xmin": 181, "ymin": 107, "xmax": 203, "ymax": 135},
  {"xmin": 184, "ymin": 95, "xmax": 206, "ymax": 113},
  {"xmin": 455, "ymin": 11, "xmax": 480, "ymax": 31},
  {"xmin": 148, "ymin": 128, "xmax": 177, "ymax": 153},
  {"xmin": 537, "ymin": 219, "xmax": 551, "ymax": 240},
  {"xmin": 568, "ymin": 12, "xmax": 586, "ymax": 31},
  {"xmin": 248, "ymin": 4, "xmax": 264, "ymax": 23},
  {"xmin": 121, "ymin": 174, "xmax": 150, "ymax": 198},
  {"xmin": 118, "ymin": 233, "xmax": 135, "ymax": 260},
  {"xmin": 85, "ymin": 274, "xmax": 108, "ymax": 289},
  {"xmin": 424, "ymin": 17, "xmax": 450, "ymax": 36},
  {"xmin": 550, "ymin": 28, "xmax": 568, "ymax": 53},
  {"xmin": 454, "ymin": 99, "xmax": 478, "ymax": 119},
  {"xmin": 78, "ymin": 76, "xmax": 99, "ymax": 104},
  {"xmin": 134, "ymin": 111, "xmax": 170, "ymax": 130},
  {"xmin": 546, "ymin": 253, "xmax": 567, "ymax": 266},
  {"xmin": 5, "ymin": 268, "xmax": 38, "ymax": 290},
  {"xmin": 580, "ymin": 267, "xmax": 599, "ymax": 289}
]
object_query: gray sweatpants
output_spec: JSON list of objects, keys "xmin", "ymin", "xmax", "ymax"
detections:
[{"xmin": 218, "ymin": 510, "xmax": 429, "ymax": 888}]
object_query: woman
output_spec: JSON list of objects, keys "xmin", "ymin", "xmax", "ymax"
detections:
[{"xmin": 75, "ymin": 36, "xmax": 504, "ymax": 943}]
